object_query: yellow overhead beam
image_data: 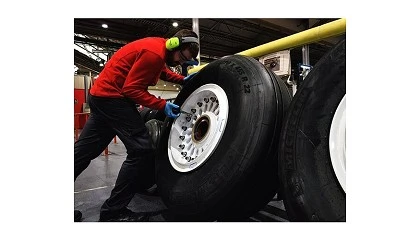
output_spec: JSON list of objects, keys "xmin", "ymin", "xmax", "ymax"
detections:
[{"xmin": 188, "ymin": 18, "xmax": 346, "ymax": 74}]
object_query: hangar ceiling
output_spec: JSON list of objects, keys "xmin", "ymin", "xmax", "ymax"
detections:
[{"xmin": 74, "ymin": 18, "xmax": 343, "ymax": 73}]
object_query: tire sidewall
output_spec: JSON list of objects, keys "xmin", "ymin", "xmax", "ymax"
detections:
[{"xmin": 281, "ymin": 39, "xmax": 346, "ymax": 221}]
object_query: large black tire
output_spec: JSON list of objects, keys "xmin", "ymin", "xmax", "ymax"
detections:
[
  {"xmin": 139, "ymin": 107, "xmax": 166, "ymax": 122},
  {"xmin": 156, "ymin": 55, "xmax": 291, "ymax": 221},
  {"xmin": 279, "ymin": 39, "xmax": 346, "ymax": 221},
  {"xmin": 145, "ymin": 119, "xmax": 164, "ymax": 150}
]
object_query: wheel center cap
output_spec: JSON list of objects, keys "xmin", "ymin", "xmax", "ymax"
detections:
[{"xmin": 193, "ymin": 116, "xmax": 210, "ymax": 142}]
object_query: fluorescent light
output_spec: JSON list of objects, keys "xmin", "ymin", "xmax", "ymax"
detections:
[
  {"xmin": 172, "ymin": 22, "xmax": 178, "ymax": 27},
  {"xmin": 163, "ymin": 84, "xmax": 166, "ymax": 87},
  {"xmin": 102, "ymin": 24, "xmax": 108, "ymax": 28}
]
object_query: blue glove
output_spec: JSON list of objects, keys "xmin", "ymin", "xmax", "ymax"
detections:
[
  {"xmin": 164, "ymin": 102, "xmax": 180, "ymax": 118},
  {"xmin": 183, "ymin": 72, "xmax": 197, "ymax": 84},
  {"xmin": 185, "ymin": 60, "xmax": 199, "ymax": 66}
]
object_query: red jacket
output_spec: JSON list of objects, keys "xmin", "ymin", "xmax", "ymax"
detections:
[{"xmin": 90, "ymin": 37, "xmax": 184, "ymax": 110}]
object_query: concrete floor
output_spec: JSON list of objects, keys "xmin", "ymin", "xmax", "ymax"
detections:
[{"xmin": 74, "ymin": 136, "xmax": 289, "ymax": 222}]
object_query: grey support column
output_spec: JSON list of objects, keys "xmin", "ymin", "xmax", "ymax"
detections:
[
  {"xmin": 192, "ymin": 18, "xmax": 200, "ymax": 66},
  {"xmin": 302, "ymin": 45, "xmax": 310, "ymax": 79}
]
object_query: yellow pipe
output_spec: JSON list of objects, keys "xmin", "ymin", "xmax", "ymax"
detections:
[{"xmin": 189, "ymin": 18, "xmax": 346, "ymax": 74}]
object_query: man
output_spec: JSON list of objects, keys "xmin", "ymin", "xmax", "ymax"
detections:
[{"xmin": 74, "ymin": 29, "xmax": 199, "ymax": 222}]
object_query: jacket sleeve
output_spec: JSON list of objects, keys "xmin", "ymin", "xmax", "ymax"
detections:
[
  {"xmin": 121, "ymin": 50, "xmax": 167, "ymax": 110},
  {"xmin": 160, "ymin": 66, "xmax": 185, "ymax": 84}
]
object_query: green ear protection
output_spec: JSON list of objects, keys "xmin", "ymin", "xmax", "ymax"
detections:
[{"xmin": 166, "ymin": 36, "xmax": 199, "ymax": 51}]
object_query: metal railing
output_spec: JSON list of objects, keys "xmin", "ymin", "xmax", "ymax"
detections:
[{"xmin": 189, "ymin": 18, "xmax": 346, "ymax": 74}]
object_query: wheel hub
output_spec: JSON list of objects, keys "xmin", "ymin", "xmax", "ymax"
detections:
[{"xmin": 168, "ymin": 84, "xmax": 229, "ymax": 172}]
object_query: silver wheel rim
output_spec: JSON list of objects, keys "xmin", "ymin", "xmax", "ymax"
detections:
[
  {"xmin": 168, "ymin": 84, "xmax": 229, "ymax": 172},
  {"xmin": 329, "ymin": 94, "xmax": 346, "ymax": 192}
]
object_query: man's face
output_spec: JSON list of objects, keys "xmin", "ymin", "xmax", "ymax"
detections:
[{"xmin": 167, "ymin": 49, "xmax": 194, "ymax": 67}]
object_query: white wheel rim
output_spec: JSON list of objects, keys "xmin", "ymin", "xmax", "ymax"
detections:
[
  {"xmin": 329, "ymin": 94, "xmax": 346, "ymax": 193},
  {"xmin": 168, "ymin": 84, "xmax": 229, "ymax": 172}
]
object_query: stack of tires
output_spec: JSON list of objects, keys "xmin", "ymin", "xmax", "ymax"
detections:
[{"xmin": 153, "ymin": 39, "xmax": 346, "ymax": 221}]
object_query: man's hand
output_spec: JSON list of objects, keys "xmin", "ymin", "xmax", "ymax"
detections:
[
  {"xmin": 164, "ymin": 102, "xmax": 180, "ymax": 118},
  {"xmin": 183, "ymin": 72, "xmax": 197, "ymax": 85}
]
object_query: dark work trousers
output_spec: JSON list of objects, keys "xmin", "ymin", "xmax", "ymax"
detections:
[{"xmin": 74, "ymin": 94, "xmax": 155, "ymax": 214}]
